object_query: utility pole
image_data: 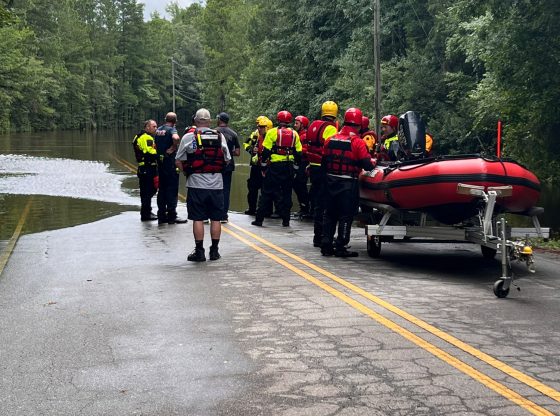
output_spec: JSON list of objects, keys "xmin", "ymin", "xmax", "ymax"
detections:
[
  {"xmin": 373, "ymin": 0, "xmax": 382, "ymax": 139},
  {"xmin": 171, "ymin": 58, "xmax": 176, "ymax": 113}
]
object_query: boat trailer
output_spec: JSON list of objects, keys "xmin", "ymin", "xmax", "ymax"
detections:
[{"xmin": 362, "ymin": 184, "xmax": 550, "ymax": 298}]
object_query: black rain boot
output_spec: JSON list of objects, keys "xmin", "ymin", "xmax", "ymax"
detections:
[{"xmin": 251, "ymin": 216, "xmax": 264, "ymax": 226}]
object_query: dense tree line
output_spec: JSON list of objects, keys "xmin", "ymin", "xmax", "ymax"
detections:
[{"xmin": 1, "ymin": 0, "xmax": 559, "ymax": 180}]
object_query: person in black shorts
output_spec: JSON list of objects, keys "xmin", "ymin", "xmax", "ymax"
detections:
[{"xmin": 175, "ymin": 108, "xmax": 231, "ymax": 262}]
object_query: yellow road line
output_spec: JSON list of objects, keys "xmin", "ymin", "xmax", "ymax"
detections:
[
  {"xmin": 222, "ymin": 226, "xmax": 553, "ymax": 416},
  {"xmin": 113, "ymin": 155, "xmax": 137, "ymax": 172},
  {"xmin": 0, "ymin": 198, "xmax": 33, "ymax": 278},
  {"xmin": 114, "ymin": 149, "xmax": 558, "ymax": 406},
  {"xmin": 227, "ymin": 221, "xmax": 560, "ymax": 404}
]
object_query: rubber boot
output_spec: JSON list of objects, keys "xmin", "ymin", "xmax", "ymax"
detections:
[{"xmin": 334, "ymin": 219, "xmax": 358, "ymax": 257}]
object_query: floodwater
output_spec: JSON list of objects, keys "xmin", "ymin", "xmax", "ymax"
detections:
[
  {"xmin": 0, "ymin": 129, "xmax": 251, "ymax": 242},
  {"xmin": 1, "ymin": 130, "xmax": 559, "ymax": 242}
]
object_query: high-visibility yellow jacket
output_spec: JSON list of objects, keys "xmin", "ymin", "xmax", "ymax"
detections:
[
  {"xmin": 382, "ymin": 134, "xmax": 399, "ymax": 151},
  {"xmin": 262, "ymin": 127, "xmax": 302, "ymax": 164},
  {"xmin": 133, "ymin": 132, "xmax": 157, "ymax": 166},
  {"xmin": 244, "ymin": 129, "xmax": 264, "ymax": 166}
]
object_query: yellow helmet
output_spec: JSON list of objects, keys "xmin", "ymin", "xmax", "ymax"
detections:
[
  {"xmin": 264, "ymin": 117, "xmax": 273, "ymax": 131},
  {"xmin": 321, "ymin": 101, "xmax": 338, "ymax": 118},
  {"xmin": 522, "ymin": 246, "xmax": 533, "ymax": 255},
  {"xmin": 256, "ymin": 115, "xmax": 268, "ymax": 126}
]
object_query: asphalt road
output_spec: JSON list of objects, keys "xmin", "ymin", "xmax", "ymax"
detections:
[{"xmin": 1, "ymin": 211, "xmax": 559, "ymax": 415}]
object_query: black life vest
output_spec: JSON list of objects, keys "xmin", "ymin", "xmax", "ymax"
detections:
[
  {"xmin": 323, "ymin": 134, "xmax": 361, "ymax": 177},
  {"xmin": 184, "ymin": 129, "xmax": 225, "ymax": 174},
  {"xmin": 272, "ymin": 127, "xmax": 296, "ymax": 156}
]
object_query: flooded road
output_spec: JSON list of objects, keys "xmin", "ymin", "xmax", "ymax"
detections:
[
  {"xmin": 1, "ymin": 129, "xmax": 558, "ymax": 242},
  {"xmin": 2, "ymin": 130, "xmax": 560, "ymax": 415},
  {"xmin": 0, "ymin": 130, "xmax": 251, "ymax": 241}
]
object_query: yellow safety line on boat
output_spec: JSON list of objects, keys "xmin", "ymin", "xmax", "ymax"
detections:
[
  {"xmin": 222, "ymin": 226, "xmax": 553, "ymax": 416},
  {"xmin": 227, "ymin": 222, "xmax": 560, "ymax": 405},
  {"xmin": 0, "ymin": 198, "xmax": 32, "ymax": 278}
]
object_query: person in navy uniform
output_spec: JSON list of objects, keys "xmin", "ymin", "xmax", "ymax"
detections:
[{"xmin": 155, "ymin": 112, "xmax": 187, "ymax": 224}]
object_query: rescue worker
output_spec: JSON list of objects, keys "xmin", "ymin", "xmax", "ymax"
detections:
[
  {"xmin": 251, "ymin": 110, "xmax": 302, "ymax": 227},
  {"xmin": 360, "ymin": 116, "xmax": 377, "ymax": 157},
  {"xmin": 155, "ymin": 112, "xmax": 187, "ymax": 224},
  {"xmin": 132, "ymin": 119, "xmax": 159, "ymax": 221},
  {"xmin": 379, "ymin": 114, "xmax": 399, "ymax": 161},
  {"xmin": 176, "ymin": 108, "xmax": 231, "ymax": 262},
  {"xmin": 307, "ymin": 101, "xmax": 339, "ymax": 246},
  {"xmin": 243, "ymin": 116, "xmax": 271, "ymax": 215},
  {"xmin": 321, "ymin": 107, "xmax": 375, "ymax": 257},
  {"xmin": 292, "ymin": 115, "xmax": 310, "ymax": 217},
  {"xmin": 216, "ymin": 112, "xmax": 240, "ymax": 223}
]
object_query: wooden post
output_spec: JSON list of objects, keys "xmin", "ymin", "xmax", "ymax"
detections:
[
  {"xmin": 171, "ymin": 58, "xmax": 176, "ymax": 113},
  {"xmin": 373, "ymin": 0, "xmax": 382, "ymax": 139}
]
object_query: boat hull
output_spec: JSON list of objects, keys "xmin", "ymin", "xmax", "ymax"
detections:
[{"xmin": 359, "ymin": 156, "xmax": 541, "ymax": 224}]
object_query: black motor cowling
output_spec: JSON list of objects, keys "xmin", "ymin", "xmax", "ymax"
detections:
[{"xmin": 398, "ymin": 111, "xmax": 426, "ymax": 160}]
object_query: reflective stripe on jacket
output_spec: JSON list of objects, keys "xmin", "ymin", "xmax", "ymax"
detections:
[{"xmin": 262, "ymin": 127, "xmax": 302, "ymax": 163}]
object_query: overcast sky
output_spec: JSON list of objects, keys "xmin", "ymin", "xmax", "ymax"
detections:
[{"xmin": 140, "ymin": 0, "xmax": 201, "ymax": 21}]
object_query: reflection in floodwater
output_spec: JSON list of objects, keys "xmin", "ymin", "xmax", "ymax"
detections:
[
  {"xmin": 0, "ymin": 154, "xmax": 137, "ymax": 206},
  {"xmin": 0, "ymin": 153, "xmax": 138, "ymax": 240},
  {"xmin": 0, "ymin": 194, "xmax": 132, "ymax": 240}
]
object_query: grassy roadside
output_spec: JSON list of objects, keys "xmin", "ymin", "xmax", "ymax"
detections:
[{"xmin": 530, "ymin": 237, "xmax": 560, "ymax": 252}]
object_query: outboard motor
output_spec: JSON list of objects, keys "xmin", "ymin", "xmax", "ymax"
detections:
[{"xmin": 398, "ymin": 111, "xmax": 426, "ymax": 160}]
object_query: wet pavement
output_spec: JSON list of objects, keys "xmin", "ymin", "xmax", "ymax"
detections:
[
  {"xmin": 1, "ymin": 209, "xmax": 560, "ymax": 415},
  {"xmin": 1, "ymin": 131, "xmax": 560, "ymax": 415}
]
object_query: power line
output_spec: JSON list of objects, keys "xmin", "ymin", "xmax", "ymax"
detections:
[
  {"xmin": 175, "ymin": 88, "xmax": 201, "ymax": 102},
  {"xmin": 406, "ymin": 0, "xmax": 444, "ymax": 67}
]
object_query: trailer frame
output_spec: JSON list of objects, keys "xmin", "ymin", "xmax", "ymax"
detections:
[{"xmin": 362, "ymin": 184, "xmax": 550, "ymax": 298}]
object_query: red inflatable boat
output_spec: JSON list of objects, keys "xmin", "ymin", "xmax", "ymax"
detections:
[{"xmin": 359, "ymin": 155, "xmax": 541, "ymax": 224}]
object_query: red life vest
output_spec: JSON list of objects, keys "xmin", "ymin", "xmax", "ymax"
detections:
[
  {"xmin": 323, "ymin": 133, "xmax": 362, "ymax": 177},
  {"xmin": 256, "ymin": 131, "xmax": 265, "ymax": 160},
  {"xmin": 298, "ymin": 129, "xmax": 308, "ymax": 162},
  {"xmin": 272, "ymin": 127, "xmax": 296, "ymax": 156},
  {"xmin": 184, "ymin": 129, "xmax": 225, "ymax": 174},
  {"xmin": 307, "ymin": 119, "xmax": 335, "ymax": 165}
]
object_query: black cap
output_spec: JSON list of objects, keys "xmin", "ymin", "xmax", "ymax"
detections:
[{"xmin": 217, "ymin": 112, "xmax": 230, "ymax": 123}]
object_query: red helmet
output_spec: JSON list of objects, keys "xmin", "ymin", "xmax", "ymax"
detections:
[
  {"xmin": 295, "ymin": 115, "xmax": 309, "ymax": 128},
  {"xmin": 277, "ymin": 110, "xmax": 293, "ymax": 124},
  {"xmin": 344, "ymin": 107, "xmax": 363, "ymax": 126},
  {"xmin": 381, "ymin": 114, "xmax": 399, "ymax": 130},
  {"xmin": 361, "ymin": 116, "xmax": 370, "ymax": 131}
]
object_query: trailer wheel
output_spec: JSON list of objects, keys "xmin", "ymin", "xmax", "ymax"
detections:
[
  {"xmin": 493, "ymin": 280, "xmax": 510, "ymax": 298},
  {"xmin": 481, "ymin": 245, "xmax": 497, "ymax": 260},
  {"xmin": 367, "ymin": 237, "xmax": 381, "ymax": 258}
]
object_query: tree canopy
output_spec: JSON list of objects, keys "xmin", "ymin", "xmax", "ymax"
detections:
[{"xmin": 1, "ymin": 0, "xmax": 559, "ymax": 180}]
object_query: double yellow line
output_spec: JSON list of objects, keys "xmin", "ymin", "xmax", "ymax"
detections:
[
  {"xmin": 113, "ymin": 155, "xmax": 187, "ymax": 202},
  {"xmin": 223, "ymin": 222, "xmax": 559, "ymax": 416},
  {"xmin": 114, "ymin": 154, "xmax": 558, "ymax": 414}
]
